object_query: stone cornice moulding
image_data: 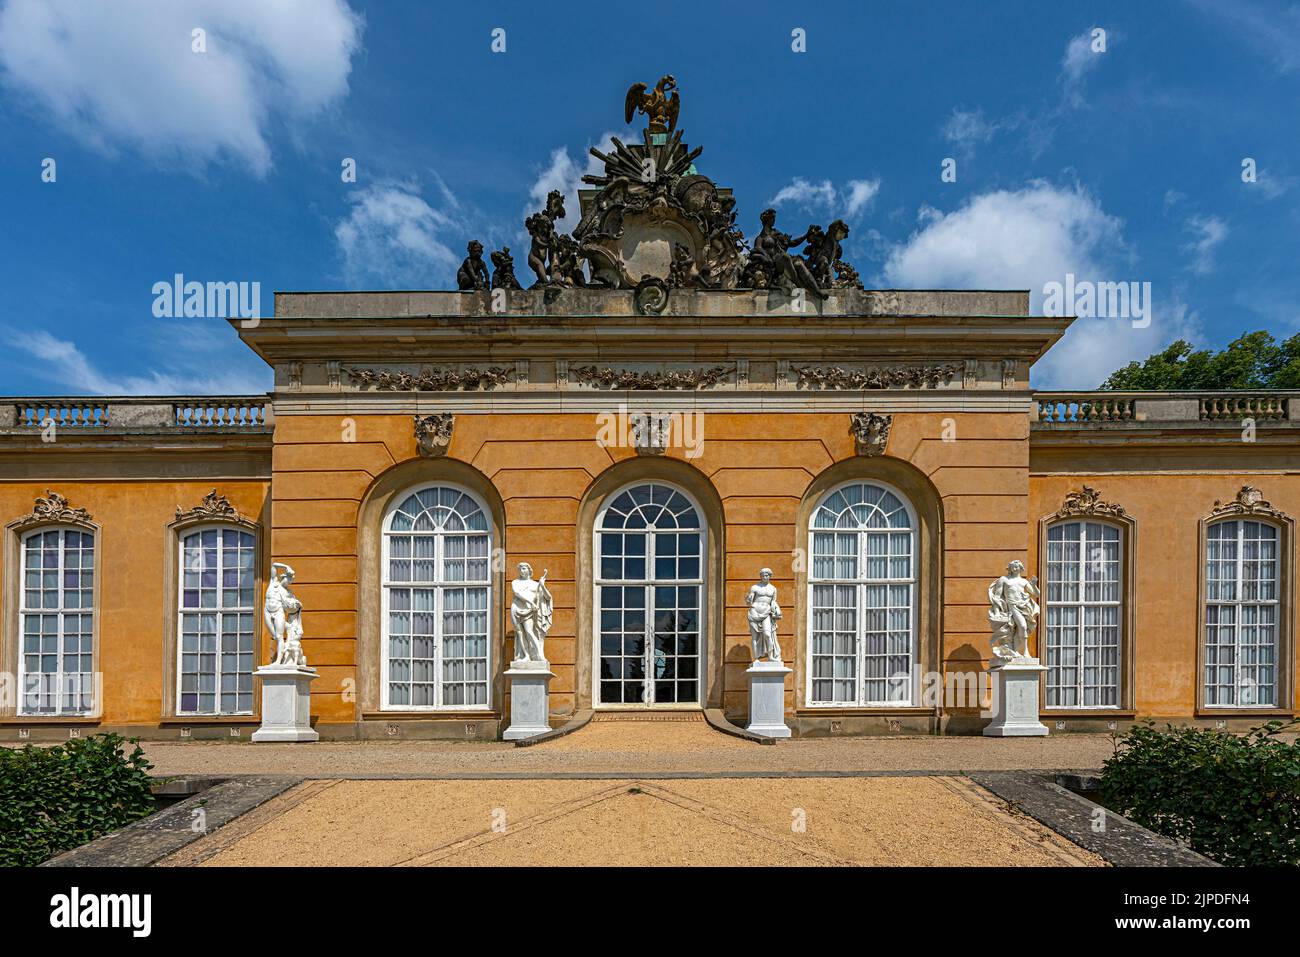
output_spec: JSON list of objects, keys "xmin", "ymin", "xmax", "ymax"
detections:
[
  {"xmin": 344, "ymin": 366, "xmax": 516, "ymax": 392},
  {"xmin": 12, "ymin": 490, "xmax": 94, "ymax": 529},
  {"xmin": 571, "ymin": 364, "xmax": 734, "ymax": 390},
  {"xmin": 1209, "ymin": 485, "xmax": 1291, "ymax": 522},
  {"xmin": 794, "ymin": 363, "xmax": 963, "ymax": 390},
  {"xmin": 1054, "ymin": 486, "xmax": 1127, "ymax": 521},
  {"xmin": 174, "ymin": 489, "xmax": 245, "ymax": 525}
]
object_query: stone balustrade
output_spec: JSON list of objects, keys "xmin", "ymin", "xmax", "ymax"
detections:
[
  {"xmin": 1035, "ymin": 391, "xmax": 1297, "ymax": 426},
  {"xmin": 0, "ymin": 396, "xmax": 272, "ymax": 431}
]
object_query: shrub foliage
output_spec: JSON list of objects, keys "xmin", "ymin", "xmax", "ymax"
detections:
[
  {"xmin": 1100, "ymin": 720, "xmax": 1300, "ymax": 867},
  {"xmin": 0, "ymin": 733, "xmax": 155, "ymax": 866}
]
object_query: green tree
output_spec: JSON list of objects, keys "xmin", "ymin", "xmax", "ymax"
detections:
[{"xmin": 1100, "ymin": 331, "xmax": 1300, "ymax": 390}]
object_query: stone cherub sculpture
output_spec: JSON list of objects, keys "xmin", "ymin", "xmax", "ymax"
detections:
[
  {"xmin": 264, "ymin": 562, "xmax": 307, "ymax": 667},
  {"xmin": 456, "ymin": 240, "xmax": 490, "ymax": 290},
  {"xmin": 525, "ymin": 190, "xmax": 566, "ymax": 286},
  {"xmin": 490, "ymin": 246, "xmax": 522, "ymax": 290},
  {"xmin": 988, "ymin": 560, "xmax": 1041, "ymax": 661},
  {"xmin": 746, "ymin": 568, "xmax": 783, "ymax": 664},
  {"xmin": 510, "ymin": 562, "xmax": 554, "ymax": 666}
]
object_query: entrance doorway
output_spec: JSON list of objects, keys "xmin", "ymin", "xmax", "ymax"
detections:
[{"xmin": 594, "ymin": 482, "xmax": 703, "ymax": 707}]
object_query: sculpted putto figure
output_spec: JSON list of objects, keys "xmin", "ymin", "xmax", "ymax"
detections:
[
  {"xmin": 988, "ymin": 561, "xmax": 1040, "ymax": 661},
  {"xmin": 511, "ymin": 563, "xmax": 553, "ymax": 665},
  {"xmin": 746, "ymin": 568, "xmax": 783, "ymax": 663},
  {"xmin": 264, "ymin": 562, "xmax": 307, "ymax": 667}
]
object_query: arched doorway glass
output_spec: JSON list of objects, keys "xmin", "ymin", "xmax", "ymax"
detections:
[{"xmin": 595, "ymin": 482, "xmax": 703, "ymax": 706}]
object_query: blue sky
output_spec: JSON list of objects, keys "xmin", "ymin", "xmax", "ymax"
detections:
[{"xmin": 1, "ymin": 0, "xmax": 1298, "ymax": 394}]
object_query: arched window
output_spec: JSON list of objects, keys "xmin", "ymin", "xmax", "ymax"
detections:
[
  {"xmin": 1043, "ymin": 521, "xmax": 1122, "ymax": 708},
  {"xmin": 19, "ymin": 527, "xmax": 95, "ymax": 715},
  {"xmin": 177, "ymin": 526, "xmax": 257, "ymax": 715},
  {"xmin": 807, "ymin": 481, "xmax": 916, "ymax": 706},
  {"xmin": 1204, "ymin": 519, "xmax": 1280, "ymax": 707},
  {"xmin": 594, "ymin": 482, "xmax": 703, "ymax": 706},
  {"xmin": 382, "ymin": 485, "xmax": 491, "ymax": 710}
]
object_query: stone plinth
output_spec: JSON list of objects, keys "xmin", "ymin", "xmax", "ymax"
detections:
[
  {"xmin": 251, "ymin": 665, "xmax": 319, "ymax": 742},
  {"xmin": 503, "ymin": 663, "xmax": 555, "ymax": 741},
  {"xmin": 746, "ymin": 661, "xmax": 792, "ymax": 738},
  {"xmin": 983, "ymin": 658, "xmax": 1049, "ymax": 737}
]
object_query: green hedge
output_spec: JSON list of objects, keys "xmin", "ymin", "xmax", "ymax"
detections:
[
  {"xmin": 0, "ymin": 733, "xmax": 155, "ymax": 866},
  {"xmin": 1100, "ymin": 720, "xmax": 1300, "ymax": 867}
]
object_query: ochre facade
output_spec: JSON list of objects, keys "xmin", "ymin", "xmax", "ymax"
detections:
[{"xmin": 1, "ymin": 288, "xmax": 1295, "ymax": 739}]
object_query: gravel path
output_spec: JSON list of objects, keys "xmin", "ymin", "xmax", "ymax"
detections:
[
  {"xmin": 139, "ymin": 723, "xmax": 1120, "ymax": 777},
  {"xmin": 165, "ymin": 775, "xmax": 1102, "ymax": 867}
]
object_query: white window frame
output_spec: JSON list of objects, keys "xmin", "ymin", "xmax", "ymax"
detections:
[
  {"xmin": 591, "ymin": 480, "xmax": 707, "ymax": 710},
  {"xmin": 380, "ymin": 482, "xmax": 492, "ymax": 711},
  {"xmin": 1042, "ymin": 519, "xmax": 1123, "ymax": 709},
  {"xmin": 17, "ymin": 525, "xmax": 96, "ymax": 716},
  {"xmin": 805, "ymin": 479, "xmax": 918, "ymax": 708},
  {"xmin": 1203, "ymin": 518, "xmax": 1281, "ymax": 709},
  {"xmin": 176, "ymin": 523, "xmax": 258, "ymax": 716}
]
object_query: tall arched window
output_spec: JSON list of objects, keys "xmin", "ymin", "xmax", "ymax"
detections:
[
  {"xmin": 1043, "ymin": 520, "xmax": 1122, "ymax": 708},
  {"xmin": 1205, "ymin": 518, "xmax": 1279, "ymax": 707},
  {"xmin": 19, "ymin": 527, "xmax": 95, "ymax": 715},
  {"xmin": 807, "ymin": 481, "xmax": 916, "ymax": 706},
  {"xmin": 594, "ymin": 482, "xmax": 703, "ymax": 706},
  {"xmin": 382, "ymin": 485, "xmax": 491, "ymax": 710},
  {"xmin": 178, "ymin": 526, "xmax": 257, "ymax": 715}
]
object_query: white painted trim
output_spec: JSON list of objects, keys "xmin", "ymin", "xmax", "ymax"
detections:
[
  {"xmin": 380, "ymin": 481, "xmax": 493, "ymax": 712},
  {"xmin": 591, "ymin": 480, "xmax": 707, "ymax": 709}
]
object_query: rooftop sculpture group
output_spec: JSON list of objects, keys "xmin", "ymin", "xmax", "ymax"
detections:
[{"xmin": 455, "ymin": 76, "xmax": 864, "ymax": 300}]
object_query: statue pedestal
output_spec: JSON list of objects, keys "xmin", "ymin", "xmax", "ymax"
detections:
[
  {"xmin": 503, "ymin": 662, "xmax": 554, "ymax": 741},
  {"xmin": 251, "ymin": 664, "xmax": 319, "ymax": 743},
  {"xmin": 982, "ymin": 658, "xmax": 1049, "ymax": 737},
  {"xmin": 746, "ymin": 660, "xmax": 792, "ymax": 738}
]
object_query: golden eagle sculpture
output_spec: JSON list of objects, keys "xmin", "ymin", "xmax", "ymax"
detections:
[{"xmin": 624, "ymin": 75, "xmax": 680, "ymax": 134}]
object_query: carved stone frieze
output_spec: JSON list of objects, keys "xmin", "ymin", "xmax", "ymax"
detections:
[
  {"xmin": 344, "ymin": 366, "xmax": 515, "ymax": 392},
  {"xmin": 571, "ymin": 364, "xmax": 733, "ymax": 390},
  {"xmin": 793, "ymin": 363, "xmax": 961, "ymax": 390}
]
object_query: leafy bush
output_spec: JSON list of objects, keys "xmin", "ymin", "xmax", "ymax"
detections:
[
  {"xmin": 0, "ymin": 733, "xmax": 155, "ymax": 866},
  {"xmin": 1101, "ymin": 720, "xmax": 1300, "ymax": 867}
]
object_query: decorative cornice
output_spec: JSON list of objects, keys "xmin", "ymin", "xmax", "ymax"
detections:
[
  {"xmin": 1209, "ymin": 485, "xmax": 1290, "ymax": 522},
  {"xmin": 1054, "ymin": 486, "xmax": 1127, "ymax": 520},
  {"xmin": 849, "ymin": 412, "xmax": 891, "ymax": 457},
  {"xmin": 794, "ymin": 363, "xmax": 961, "ymax": 390},
  {"xmin": 175, "ymin": 489, "xmax": 241, "ymax": 524},
  {"xmin": 571, "ymin": 364, "xmax": 733, "ymax": 390},
  {"xmin": 14, "ymin": 490, "xmax": 93, "ymax": 528},
  {"xmin": 344, "ymin": 366, "xmax": 515, "ymax": 392},
  {"xmin": 414, "ymin": 413, "xmax": 455, "ymax": 457}
]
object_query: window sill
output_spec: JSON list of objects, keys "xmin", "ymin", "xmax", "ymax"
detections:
[
  {"xmin": 0, "ymin": 715, "xmax": 102, "ymax": 726},
  {"xmin": 795, "ymin": 706, "xmax": 935, "ymax": 716},
  {"xmin": 360, "ymin": 710, "xmax": 499, "ymax": 721},
  {"xmin": 1041, "ymin": 709, "xmax": 1136, "ymax": 718},
  {"xmin": 159, "ymin": 716, "xmax": 259, "ymax": 725},
  {"xmin": 1194, "ymin": 708, "xmax": 1294, "ymax": 719}
]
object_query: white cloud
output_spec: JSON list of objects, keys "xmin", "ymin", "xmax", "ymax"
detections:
[
  {"xmin": 881, "ymin": 181, "xmax": 1197, "ymax": 387},
  {"xmin": 1185, "ymin": 0, "xmax": 1300, "ymax": 74},
  {"xmin": 334, "ymin": 182, "xmax": 462, "ymax": 288},
  {"xmin": 527, "ymin": 129, "xmax": 629, "ymax": 234},
  {"xmin": 942, "ymin": 108, "xmax": 1006, "ymax": 157},
  {"xmin": 766, "ymin": 176, "xmax": 880, "ymax": 218},
  {"xmin": 1182, "ymin": 214, "xmax": 1228, "ymax": 274},
  {"xmin": 4, "ymin": 327, "xmax": 269, "ymax": 395},
  {"xmin": 0, "ymin": 0, "xmax": 364, "ymax": 175},
  {"xmin": 1060, "ymin": 29, "xmax": 1108, "ymax": 106}
]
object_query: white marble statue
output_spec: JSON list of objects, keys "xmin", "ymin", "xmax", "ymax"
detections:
[
  {"xmin": 264, "ymin": 562, "xmax": 307, "ymax": 667},
  {"xmin": 988, "ymin": 560, "xmax": 1040, "ymax": 661},
  {"xmin": 746, "ymin": 568, "xmax": 783, "ymax": 663},
  {"xmin": 510, "ymin": 562, "xmax": 553, "ymax": 665}
]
